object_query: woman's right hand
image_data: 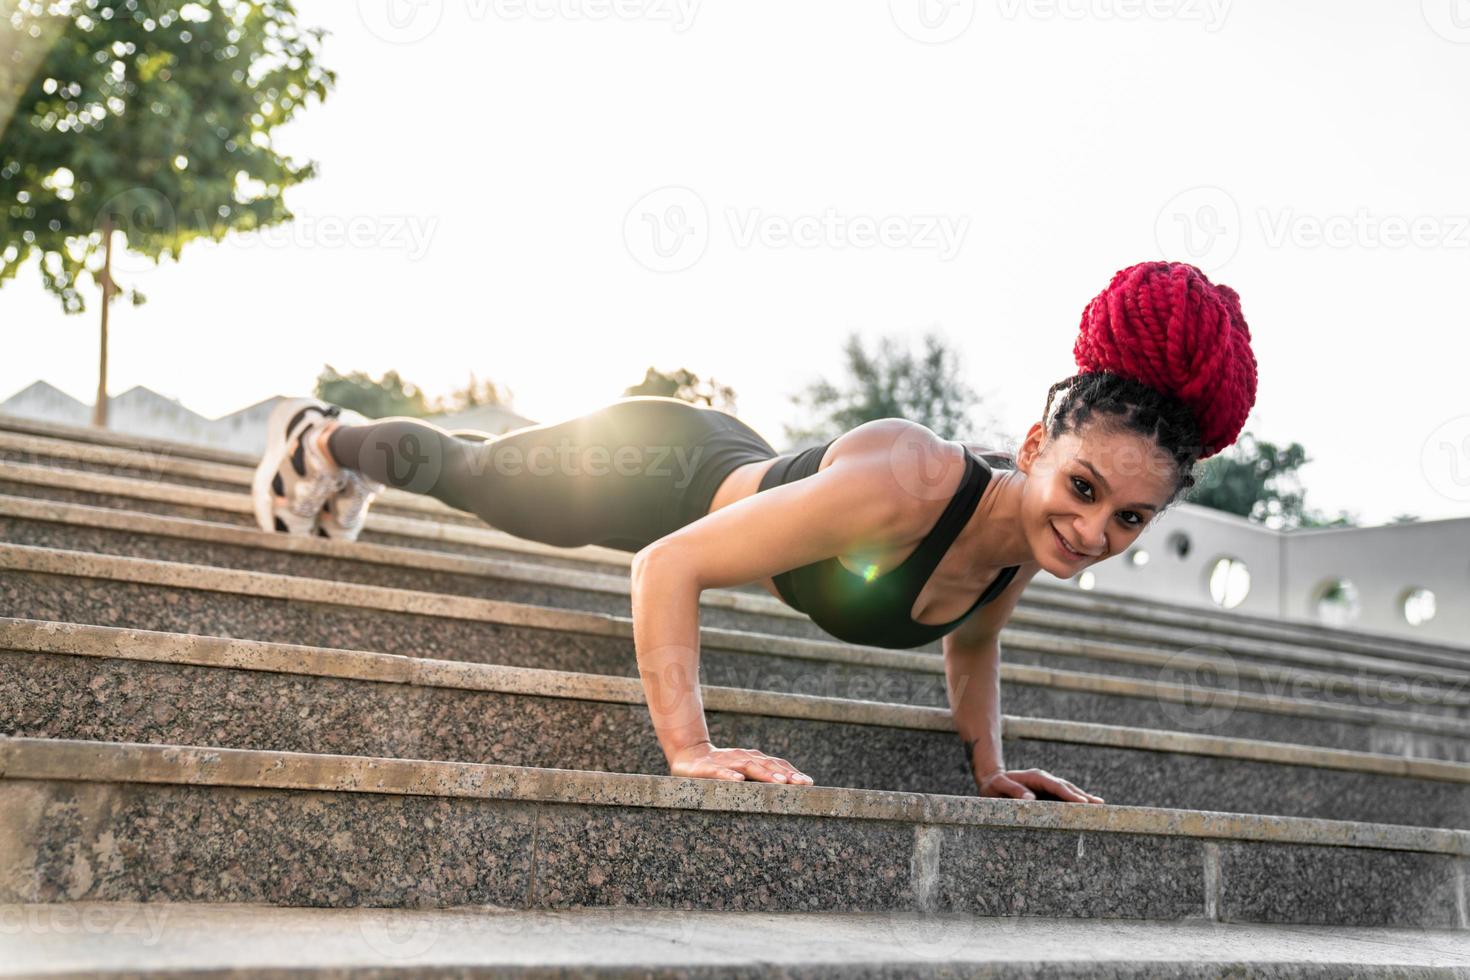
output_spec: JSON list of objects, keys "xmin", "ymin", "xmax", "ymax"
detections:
[{"xmin": 667, "ymin": 740, "xmax": 814, "ymax": 785}]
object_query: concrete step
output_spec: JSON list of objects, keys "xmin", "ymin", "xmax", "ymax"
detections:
[
  {"xmin": 1026, "ymin": 582, "xmax": 1470, "ymax": 675},
  {"xmin": 0, "ymin": 412, "xmax": 257, "ymax": 465},
  {"xmin": 8, "ymin": 422, "xmax": 1468, "ymax": 672},
  {"xmin": 7, "ymin": 455, "xmax": 1465, "ymax": 692},
  {"xmin": 6, "ymin": 618, "xmax": 1470, "ymax": 829},
  {"xmin": 4, "ymin": 536, "xmax": 1468, "ymax": 738},
  {"xmin": 5, "ymin": 473, "xmax": 1464, "ymax": 714},
  {"xmin": 0, "ymin": 493, "xmax": 826, "ymax": 642},
  {"xmin": 6, "ymin": 902, "xmax": 1470, "ymax": 978},
  {"xmin": 3, "ymin": 735, "xmax": 1466, "ymax": 929},
  {"xmin": 6, "ymin": 501, "xmax": 1468, "ymax": 761},
  {"xmin": 0, "ymin": 426, "xmax": 478, "ymax": 528}
]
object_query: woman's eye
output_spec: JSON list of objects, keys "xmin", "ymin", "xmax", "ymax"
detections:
[{"xmin": 1075, "ymin": 476, "xmax": 1143, "ymax": 528}]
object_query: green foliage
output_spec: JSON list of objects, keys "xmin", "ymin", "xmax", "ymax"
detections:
[
  {"xmin": 0, "ymin": 0, "xmax": 335, "ymax": 310},
  {"xmin": 314, "ymin": 365, "xmax": 517, "ymax": 419},
  {"xmin": 623, "ymin": 365, "xmax": 737, "ymax": 414},
  {"xmin": 1187, "ymin": 432, "xmax": 1358, "ymax": 529},
  {"xmin": 313, "ymin": 364, "xmax": 433, "ymax": 420},
  {"xmin": 440, "ymin": 370, "xmax": 514, "ymax": 413},
  {"xmin": 783, "ymin": 330, "xmax": 986, "ymax": 446}
]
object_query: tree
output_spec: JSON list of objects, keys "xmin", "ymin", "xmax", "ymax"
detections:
[
  {"xmin": 1186, "ymin": 432, "xmax": 1358, "ymax": 530},
  {"xmin": 438, "ymin": 370, "xmax": 514, "ymax": 414},
  {"xmin": 783, "ymin": 330, "xmax": 989, "ymax": 447},
  {"xmin": 623, "ymin": 366, "xmax": 737, "ymax": 414},
  {"xmin": 0, "ymin": 0, "xmax": 334, "ymax": 427},
  {"xmin": 313, "ymin": 364, "xmax": 433, "ymax": 420}
]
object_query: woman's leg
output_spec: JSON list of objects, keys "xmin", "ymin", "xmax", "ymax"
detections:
[{"xmin": 322, "ymin": 398, "xmax": 712, "ymax": 551}]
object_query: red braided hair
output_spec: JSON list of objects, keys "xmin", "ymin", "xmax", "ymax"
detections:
[{"xmin": 1073, "ymin": 261, "xmax": 1258, "ymax": 460}]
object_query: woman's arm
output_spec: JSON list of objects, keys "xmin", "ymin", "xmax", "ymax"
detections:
[
  {"xmin": 942, "ymin": 566, "xmax": 1105, "ymax": 804},
  {"xmin": 945, "ymin": 637, "xmax": 1006, "ymax": 783},
  {"xmin": 630, "ymin": 438, "xmax": 925, "ymax": 785}
]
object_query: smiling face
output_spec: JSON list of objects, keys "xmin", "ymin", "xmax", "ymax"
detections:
[{"xmin": 1013, "ymin": 419, "xmax": 1178, "ymax": 576}]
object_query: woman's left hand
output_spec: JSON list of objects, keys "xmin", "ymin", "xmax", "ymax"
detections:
[{"xmin": 976, "ymin": 766, "xmax": 1105, "ymax": 804}]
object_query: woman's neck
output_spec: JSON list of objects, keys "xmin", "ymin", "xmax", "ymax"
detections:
[{"xmin": 953, "ymin": 463, "xmax": 1036, "ymax": 571}]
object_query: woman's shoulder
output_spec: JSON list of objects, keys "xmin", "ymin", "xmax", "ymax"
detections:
[
  {"xmin": 825, "ymin": 420, "xmax": 1017, "ymax": 470},
  {"xmin": 824, "ymin": 419, "xmax": 959, "ymax": 471},
  {"xmin": 822, "ymin": 420, "xmax": 973, "ymax": 529}
]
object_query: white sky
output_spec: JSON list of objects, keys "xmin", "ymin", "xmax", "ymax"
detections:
[{"xmin": 5, "ymin": 0, "xmax": 1470, "ymax": 526}]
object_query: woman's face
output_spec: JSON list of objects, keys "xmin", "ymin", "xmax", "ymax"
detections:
[{"xmin": 1015, "ymin": 421, "xmax": 1176, "ymax": 576}]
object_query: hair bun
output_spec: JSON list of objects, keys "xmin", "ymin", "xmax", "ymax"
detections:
[{"xmin": 1073, "ymin": 261, "xmax": 1258, "ymax": 459}]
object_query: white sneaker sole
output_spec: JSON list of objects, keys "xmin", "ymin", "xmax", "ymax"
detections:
[{"xmin": 251, "ymin": 397, "xmax": 336, "ymax": 535}]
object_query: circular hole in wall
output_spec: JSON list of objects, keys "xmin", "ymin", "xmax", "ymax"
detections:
[
  {"xmin": 1128, "ymin": 549, "xmax": 1150, "ymax": 568},
  {"xmin": 1207, "ymin": 557, "xmax": 1251, "ymax": 609},
  {"xmin": 1076, "ymin": 571, "xmax": 1096, "ymax": 591},
  {"xmin": 1314, "ymin": 578, "xmax": 1362, "ymax": 627},
  {"xmin": 1400, "ymin": 588, "xmax": 1436, "ymax": 627},
  {"xmin": 1166, "ymin": 531, "xmax": 1191, "ymax": 560}
]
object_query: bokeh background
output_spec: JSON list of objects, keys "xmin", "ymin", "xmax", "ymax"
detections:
[{"xmin": 5, "ymin": 0, "xmax": 1470, "ymax": 527}]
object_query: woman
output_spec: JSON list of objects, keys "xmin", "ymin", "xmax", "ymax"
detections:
[{"xmin": 253, "ymin": 260, "xmax": 1259, "ymax": 802}]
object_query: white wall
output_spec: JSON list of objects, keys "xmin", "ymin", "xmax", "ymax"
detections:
[{"xmin": 1040, "ymin": 501, "xmax": 1466, "ymax": 645}]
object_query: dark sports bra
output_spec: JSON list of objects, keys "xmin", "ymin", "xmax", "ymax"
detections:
[{"xmin": 756, "ymin": 440, "xmax": 1021, "ymax": 649}]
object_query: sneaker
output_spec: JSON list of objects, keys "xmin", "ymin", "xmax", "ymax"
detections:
[
  {"xmin": 318, "ymin": 465, "xmax": 385, "ymax": 541},
  {"xmin": 252, "ymin": 397, "xmax": 347, "ymax": 537}
]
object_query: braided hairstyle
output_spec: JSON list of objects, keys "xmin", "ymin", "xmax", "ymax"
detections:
[{"xmin": 1040, "ymin": 261, "xmax": 1259, "ymax": 509}]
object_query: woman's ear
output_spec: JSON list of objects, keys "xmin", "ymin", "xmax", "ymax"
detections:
[{"xmin": 1015, "ymin": 422, "xmax": 1047, "ymax": 473}]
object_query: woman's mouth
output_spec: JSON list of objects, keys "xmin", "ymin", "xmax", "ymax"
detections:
[{"xmin": 1051, "ymin": 523, "xmax": 1089, "ymax": 562}]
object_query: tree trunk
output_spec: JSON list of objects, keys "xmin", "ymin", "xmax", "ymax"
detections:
[{"xmin": 92, "ymin": 216, "xmax": 113, "ymax": 428}]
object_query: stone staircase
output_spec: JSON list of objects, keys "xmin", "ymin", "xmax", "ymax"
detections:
[{"xmin": 4, "ymin": 412, "xmax": 1470, "ymax": 977}]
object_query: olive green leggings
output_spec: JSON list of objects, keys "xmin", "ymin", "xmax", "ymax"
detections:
[{"xmin": 325, "ymin": 395, "xmax": 777, "ymax": 553}]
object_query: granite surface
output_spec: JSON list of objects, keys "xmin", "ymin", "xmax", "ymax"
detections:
[
  {"xmin": 935, "ymin": 824, "xmax": 1205, "ymax": 919},
  {"xmin": 2, "ymin": 780, "xmax": 536, "ymax": 907},
  {"xmin": 530, "ymin": 801, "xmax": 914, "ymax": 911},
  {"xmin": 1002, "ymin": 644, "xmax": 1470, "ymax": 722},
  {"xmin": 8, "ymin": 649, "xmax": 1470, "ymax": 828},
  {"xmin": 0, "ymin": 516, "xmax": 634, "ymax": 616},
  {"xmin": 1006, "ymin": 609, "xmax": 1470, "ymax": 693},
  {"xmin": 1, "ymin": 569, "xmax": 636, "ymax": 674},
  {"xmin": 1, "ymin": 780, "xmax": 914, "ymax": 913},
  {"xmin": 1216, "ymin": 840, "xmax": 1465, "ymax": 928},
  {"xmin": 994, "ymin": 736, "xmax": 1470, "ymax": 830},
  {"xmin": 998, "ymin": 677, "xmax": 1470, "ymax": 762},
  {"xmin": 0, "ymin": 514, "xmax": 827, "ymax": 642},
  {"xmin": 0, "ymin": 449, "xmax": 244, "ymax": 493},
  {"xmin": 4, "ymin": 774, "xmax": 1457, "ymax": 928},
  {"xmin": 0, "ymin": 480, "xmax": 256, "ymax": 528},
  {"xmin": 10, "ymin": 510, "xmax": 1470, "ymax": 765},
  {"xmin": 0, "ymin": 568, "xmax": 953, "ymax": 707}
]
